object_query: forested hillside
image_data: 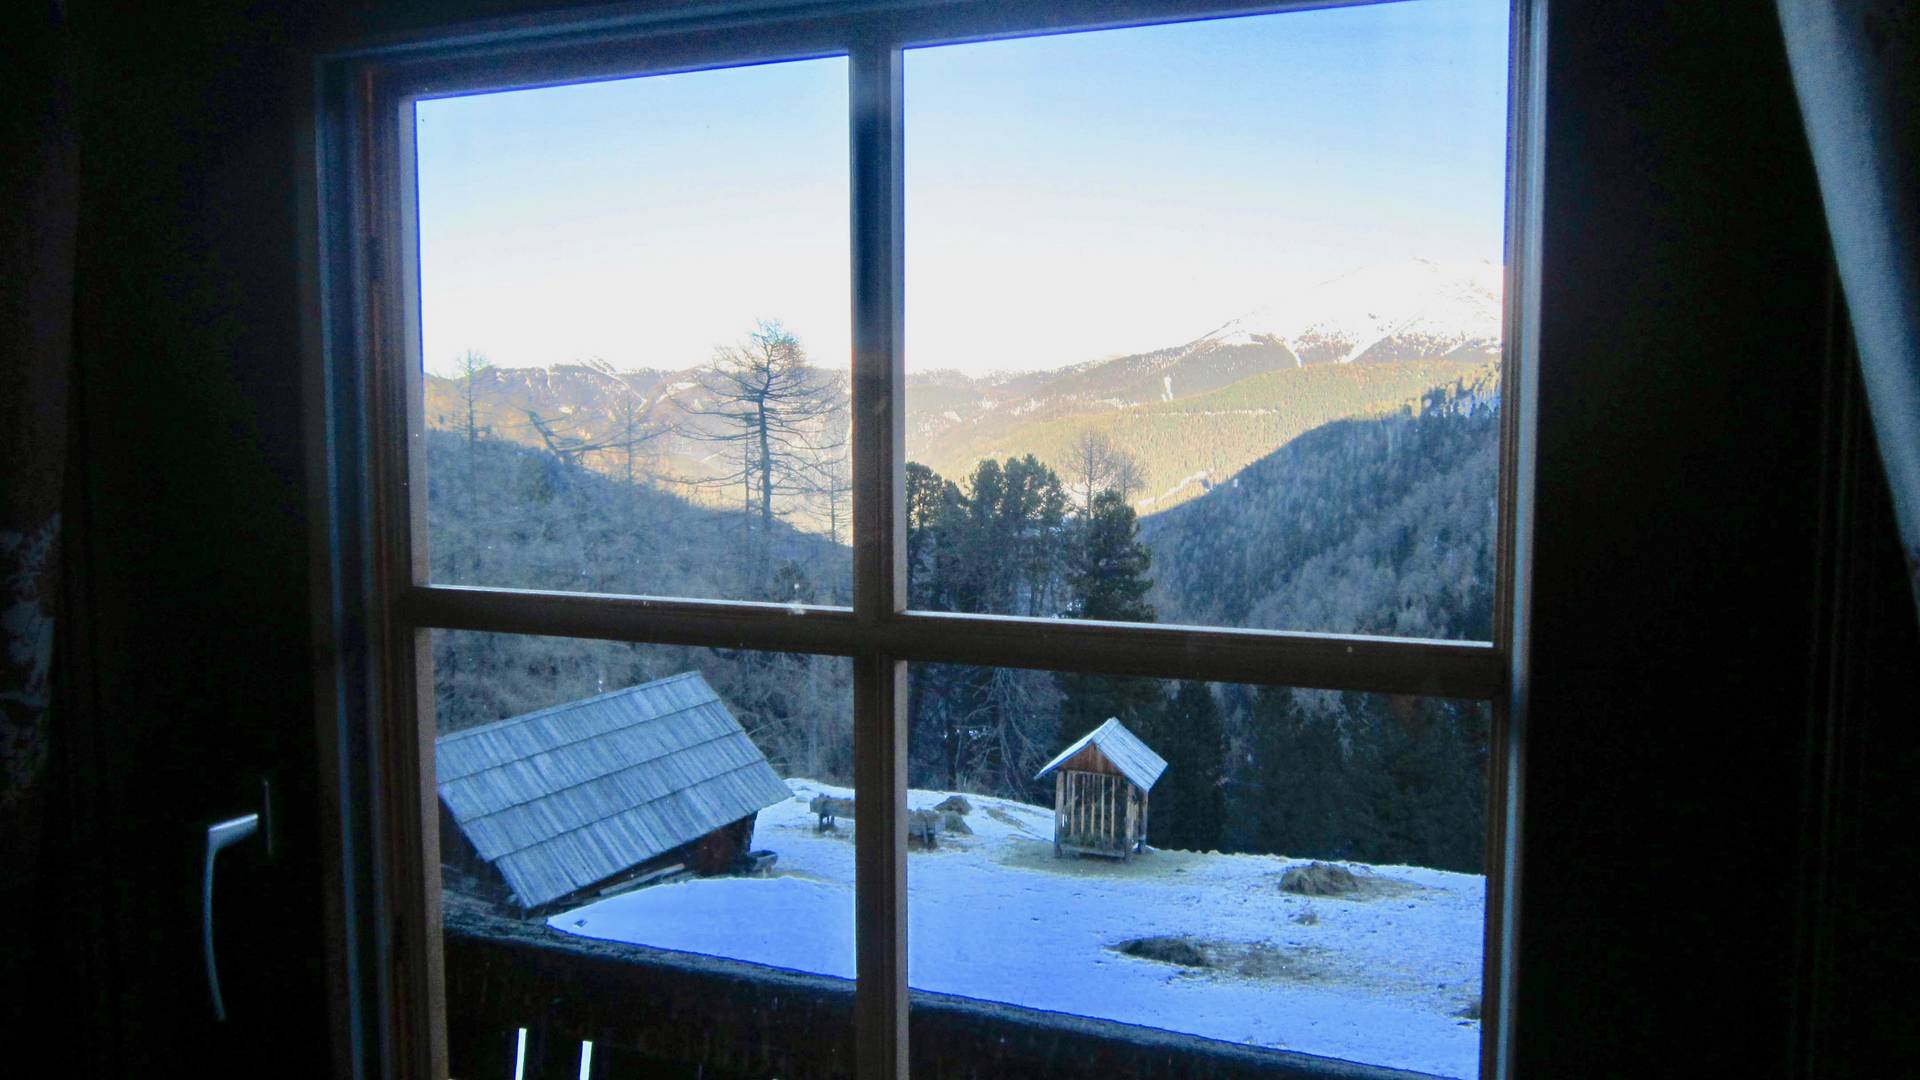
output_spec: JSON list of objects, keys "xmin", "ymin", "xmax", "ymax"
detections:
[
  {"xmin": 1143, "ymin": 362, "xmax": 1500, "ymax": 639},
  {"xmin": 422, "ymin": 361, "xmax": 1502, "ymax": 873},
  {"xmin": 426, "ymin": 428, "xmax": 857, "ymax": 783},
  {"xmin": 1140, "ymin": 363, "xmax": 1501, "ymax": 871},
  {"xmin": 914, "ymin": 356, "xmax": 1488, "ymax": 513}
]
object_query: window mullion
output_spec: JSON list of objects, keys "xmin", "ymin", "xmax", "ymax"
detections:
[
  {"xmin": 849, "ymin": 37, "xmax": 909, "ymax": 1080},
  {"xmin": 373, "ymin": 79, "xmax": 448, "ymax": 1080}
]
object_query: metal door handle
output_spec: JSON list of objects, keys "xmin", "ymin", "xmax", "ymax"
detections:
[{"xmin": 203, "ymin": 813, "xmax": 259, "ymax": 1022}]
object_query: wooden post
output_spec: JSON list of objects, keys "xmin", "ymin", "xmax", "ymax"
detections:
[
  {"xmin": 1106, "ymin": 775, "xmax": 1114, "ymax": 852},
  {"xmin": 1105, "ymin": 772, "xmax": 1121, "ymax": 849},
  {"xmin": 1053, "ymin": 772, "xmax": 1063, "ymax": 856}
]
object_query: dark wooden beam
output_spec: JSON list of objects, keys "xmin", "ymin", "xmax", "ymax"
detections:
[
  {"xmin": 885, "ymin": 612, "xmax": 1501, "ymax": 699},
  {"xmin": 403, "ymin": 585, "xmax": 1501, "ymax": 698},
  {"xmin": 402, "ymin": 584, "xmax": 864, "ymax": 657},
  {"xmin": 850, "ymin": 35, "xmax": 910, "ymax": 1080}
]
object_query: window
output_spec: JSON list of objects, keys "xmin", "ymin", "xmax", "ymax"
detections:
[{"xmin": 312, "ymin": 1, "xmax": 1536, "ymax": 1077}]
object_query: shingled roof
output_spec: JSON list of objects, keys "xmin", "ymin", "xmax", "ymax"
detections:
[
  {"xmin": 1034, "ymin": 717, "xmax": 1168, "ymax": 791},
  {"xmin": 436, "ymin": 672, "xmax": 792, "ymax": 909}
]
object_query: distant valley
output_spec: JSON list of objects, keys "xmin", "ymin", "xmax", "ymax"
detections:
[{"xmin": 424, "ymin": 256, "xmax": 1502, "ymax": 520}]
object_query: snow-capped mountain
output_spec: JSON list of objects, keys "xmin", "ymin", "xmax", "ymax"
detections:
[{"xmin": 1196, "ymin": 257, "xmax": 1503, "ymax": 366}]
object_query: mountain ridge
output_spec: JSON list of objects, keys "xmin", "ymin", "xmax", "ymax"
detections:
[{"xmin": 424, "ymin": 257, "xmax": 1503, "ymax": 520}]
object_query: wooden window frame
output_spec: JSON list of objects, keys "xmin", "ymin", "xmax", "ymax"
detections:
[{"xmin": 305, "ymin": 1, "xmax": 1543, "ymax": 1077}]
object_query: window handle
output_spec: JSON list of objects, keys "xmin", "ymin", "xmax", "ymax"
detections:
[{"xmin": 202, "ymin": 812, "xmax": 260, "ymax": 1022}]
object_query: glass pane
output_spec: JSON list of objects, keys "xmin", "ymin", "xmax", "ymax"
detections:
[
  {"xmin": 433, "ymin": 630, "xmax": 855, "ymax": 992},
  {"xmin": 907, "ymin": 662, "xmax": 1489, "ymax": 1078},
  {"xmin": 415, "ymin": 60, "xmax": 852, "ymax": 604},
  {"xmin": 904, "ymin": 1, "xmax": 1509, "ymax": 640}
]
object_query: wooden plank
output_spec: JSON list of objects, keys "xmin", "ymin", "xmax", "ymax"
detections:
[
  {"xmin": 850, "ymin": 36, "xmax": 907, "ymax": 1080},
  {"xmin": 1098, "ymin": 774, "xmax": 1107, "ymax": 849},
  {"xmin": 849, "ymin": 39, "xmax": 905, "ymax": 627},
  {"xmin": 886, "ymin": 612, "xmax": 1504, "ymax": 700},
  {"xmin": 1107, "ymin": 775, "xmax": 1117, "ymax": 850},
  {"xmin": 1054, "ymin": 772, "xmax": 1064, "ymax": 855},
  {"xmin": 404, "ymin": 584, "xmax": 862, "ymax": 657},
  {"xmin": 306, "ymin": 55, "xmax": 399, "ymax": 1078},
  {"xmin": 1072, "ymin": 773, "xmax": 1080, "ymax": 845},
  {"xmin": 1075, "ymin": 773, "xmax": 1085, "ymax": 846},
  {"xmin": 402, "ymin": 584, "xmax": 1501, "ymax": 699},
  {"xmin": 880, "ymin": 0, "xmax": 1390, "ymax": 51},
  {"xmin": 354, "ymin": 0, "xmax": 1384, "ymax": 104},
  {"xmin": 1142, "ymin": 791, "xmax": 1151, "ymax": 851},
  {"xmin": 1482, "ymin": 4, "xmax": 1546, "ymax": 1077},
  {"xmin": 367, "ymin": 72, "xmax": 446, "ymax": 1080},
  {"xmin": 852, "ymin": 655, "xmax": 907, "ymax": 1080}
]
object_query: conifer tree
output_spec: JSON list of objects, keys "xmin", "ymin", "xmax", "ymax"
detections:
[
  {"xmin": 902, "ymin": 458, "xmax": 1069, "ymax": 794},
  {"xmin": 1057, "ymin": 488, "xmax": 1164, "ymax": 762},
  {"xmin": 903, "ymin": 462, "xmax": 969, "ymax": 786},
  {"xmin": 1141, "ymin": 680, "xmax": 1226, "ymax": 851},
  {"xmin": 1069, "ymin": 490, "xmax": 1154, "ymax": 622},
  {"xmin": 1243, "ymin": 687, "xmax": 1369, "ymax": 860}
]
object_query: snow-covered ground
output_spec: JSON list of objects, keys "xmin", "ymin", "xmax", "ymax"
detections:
[{"xmin": 551, "ymin": 780, "xmax": 1484, "ymax": 1078}]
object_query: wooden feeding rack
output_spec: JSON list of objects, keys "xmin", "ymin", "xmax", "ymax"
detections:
[{"xmin": 1034, "ymin": 718, "xmax": 1167, "ymax": 860}]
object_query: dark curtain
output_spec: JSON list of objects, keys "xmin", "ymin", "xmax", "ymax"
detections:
[
  {"xmin": 0, "ymin": 0, "xmax": 78, "ymax": 1013},
  {"xmin": 1778, "ymin": 1, "xmax": 1920, "ymax": 620}
]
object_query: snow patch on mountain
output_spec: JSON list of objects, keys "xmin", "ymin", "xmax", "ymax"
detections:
[{"xmin": 1197, "ymin": 258, "xmax": 1501, "ymax": 365}]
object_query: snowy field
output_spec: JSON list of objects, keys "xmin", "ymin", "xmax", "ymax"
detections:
[{"xmin": 552, "ymin": 780, "xmax": 1484, "ymax": 1078}]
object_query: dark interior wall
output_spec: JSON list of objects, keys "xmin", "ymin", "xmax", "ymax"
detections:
[
  {"xmin": 1517, "ymin": 2, "xmax": 1834, "ymax": 1074},
  {"xmin": 61, "ymin": 1, "xmax": 328, "ymax": 1073},
  {"xmin": 1519, "ymin": 5, "xmax": 1919, "ymax": 1078},
  {"xmin": 45, "ymin": 0, "xmax": 1917, "ymax": 1077}
]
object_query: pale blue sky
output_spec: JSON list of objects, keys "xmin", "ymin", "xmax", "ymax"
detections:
[{"xmin": 415, "ymin": 0, "xmax": 1509, "ymax": 377}]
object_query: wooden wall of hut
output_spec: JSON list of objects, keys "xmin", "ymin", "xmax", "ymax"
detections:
[{"xmin": 689, "ymin": 816, "xmax": 755, "ymax": 876}]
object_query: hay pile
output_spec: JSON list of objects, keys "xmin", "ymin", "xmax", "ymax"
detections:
[{"xmin": 1279, "ymin": 862, "xmax": 1362, "ymax": 896}]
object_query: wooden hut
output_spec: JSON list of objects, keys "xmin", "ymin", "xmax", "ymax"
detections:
[
  {"xmin": 435, "ymin": 672, "xmax": 792, "ymax": 912},
  {"xmin": 1034, "ymin": 718, "xmax": 1167, "ymax": 860}
]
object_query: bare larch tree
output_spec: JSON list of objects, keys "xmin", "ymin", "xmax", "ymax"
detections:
[
  {"xmin": 1064, "ymin": 428, "xmax": 1146, "ymax": 513},
  {"xmin": 687, "ymin": 320, "xmax": 845, "ymax": 592}
]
